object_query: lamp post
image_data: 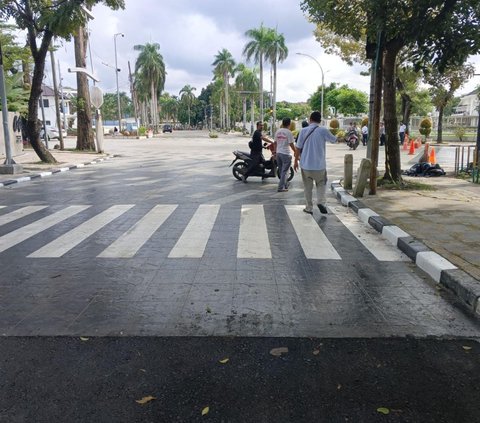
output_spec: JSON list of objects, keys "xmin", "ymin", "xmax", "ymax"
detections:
[
  {"xmin": 296, "ymin": 52, "xmax": 324, "ymax": 122},
  {"xmin": 114, "ymin": 33, "xmax": 124, "ymax": 132}
]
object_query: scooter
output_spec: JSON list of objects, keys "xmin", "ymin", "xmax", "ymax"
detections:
[
  {"xmin": 229, "ymin": 143, "xmax": 295, "ymax": 182},
  {"xmin": 345, "ymin": 131, "xmax": 359, "ymax": 150}
]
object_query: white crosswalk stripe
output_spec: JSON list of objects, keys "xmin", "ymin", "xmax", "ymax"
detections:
[
  {"xmin": 285, "ymin": 205, "xmax": 341, "ymax": 260},
  {"xmin": 28, "ymin": 205, "xmax": 134, "ymax": 258},
  {"xmin": 0, "ymin": 203, "xmax": 410, "ymax": 261},
  {"xmin": 0, "ymin": 206, "xmax": 90, "ymax": 253},
  {"xmin": 238, "ymin": 205, "xmax": 271, "ymax": 259},
  {"xmin": 0, "ymin": 206, "xmax": 48, "ymax": 227},
  {"xmin": 98, "ymin": 205, "xmax": 177, "ymax": 258},
  {"xmin": 169, "ymin": 204, "xmax": 220, "ymax": 258}
]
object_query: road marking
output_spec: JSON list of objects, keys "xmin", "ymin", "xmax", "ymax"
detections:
[
  {"xmin": 98, "ymin": 205, "xmax": 177, "ymax": 258},
  {"xmin": 168, "ymin": 205, "xmax": 220, "ymax": 258},
  {"xmin": 0, "ymin": 206, "xmax": 90, "ymax": 253},
  {"xmin": 285, "ymin": 205, "xmax": 341, "ymax": 260},
  {"xmin": 330, "ymin": 206, "xmax": 409, "ymax": 262},
  {"xmin": 28, "ymin": 205, "xmax": 134, "ymax": 258},
  {"xmin": 0, "ymin": 206, "xmax": 48, "ymax": 227},
  {"xmin": 238, "ymin": 205, "xmax": 271, "ymax": 259}
]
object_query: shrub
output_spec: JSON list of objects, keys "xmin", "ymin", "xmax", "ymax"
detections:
[
  {"xmin": 336, "ymin": 130, "xmax": 346, "ymax": 141},
  {"xmin": 329, "ymin": 119, "xmax": 340, "ymax": 136},
  {"xmin": 454, "ymin": 125, "xmax": 467, "ymax": 142},
  {"xmin": 138, "ymin": 126, "xmax": 147, "ymax": 136},
  {"xmin": 209, "ymin": 131, "xmax": 218, "ymax": 138},
  {"xmin": 361, "ymin": 117, "xmax": 368, "ymax": 127},
  {"xmin": 419, "ymin": 118, "xmax": 432, "ymax": 137}
]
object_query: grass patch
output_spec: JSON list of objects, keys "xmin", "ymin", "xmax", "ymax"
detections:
[{"xmin": 376, "ymin": 178, "xmax": 437, "ymax": 191}]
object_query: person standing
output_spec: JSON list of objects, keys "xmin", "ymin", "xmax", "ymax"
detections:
[
  {"xmin": 242, "ymin": 121, "xmax": 273, "ymax": 183},
  {"xmin": 274, "ymin": 117, "xmax": 295, "ymax": 192},
  {"xmin": 361, "ymin": 123, "xmax": 368, "ymax": 146},
  {"xmin": 294, "ymin": 111, "xmax": 337, "ymax": 215},
  {"xmin": 380, "ymin": 122, "xmax": 386, "ymax": 146},
  {"xmin": 399, "ymin": 121, "xmax": 406, "ymax": 145}
]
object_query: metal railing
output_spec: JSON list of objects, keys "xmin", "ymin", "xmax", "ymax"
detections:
[{"xmin": 454, "ymin": 145, "xmax": 479, "ymax": 183}]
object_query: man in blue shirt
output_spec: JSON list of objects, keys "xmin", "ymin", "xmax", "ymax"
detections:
[{"xmin": 294, "ymin": 111, "xmax": 337, "ymax": 214}]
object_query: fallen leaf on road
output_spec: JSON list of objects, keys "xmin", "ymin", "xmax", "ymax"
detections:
[
  {"xmin": 139, "ymin": 369, "xmax": 146, "ymax": 373},
  {"xmin": 377, "ymin": 407, "xmax": 390, "ymax": 415},
  {"xmin": 206, "ymin": 306, "xmax": 212, "ymax": 313},
  {"xmin": 337, "ymin": 384, "xmax": 342, "ymax": 390},
  {"xmin": 80, "ymin": 337, "xmax": 89, "ymax": 341},
  {"xmin": 202, "ymin": 406, "xmax": 210, "ymax": 416},
  {"xmin": 463, "ymin": 346, "xmax": 472, "ymax": 351},
  {"xmin": 270, "ymin": 347, "xmax": 288, "ymax": 357},
  {"xmin": 313, "ymin": 350, "xmax": 320, "ymax": 355},
  {"xmin": 135, "ymin": 396, "xmax": 156, "ymax": 405},
  {"xmin": 219, "ymin": 358, "xmax": 229, "ymax": 364}
]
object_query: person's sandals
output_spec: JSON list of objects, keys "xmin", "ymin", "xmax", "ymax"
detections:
[
  {"xmin": 303, "ymin": 208, "xmax": 313, "ymax": 215},
  {"xmin": 277, "ymin": 188, "xmax": 288, "ymax": 192},
  {"xmin": 317, "ymin": 204, "xmax": 328, "ymax": 214}
]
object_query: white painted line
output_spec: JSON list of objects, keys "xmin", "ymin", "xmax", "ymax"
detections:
[
  {"xmin": 169, "ymin": 205, "xmax": 220, "ymax": 258},
  {"xmin": 0, "ymin": 206, "xmax": 90, "ymax": 253},
  {"xmin": 0, "ymin": 206, "xmax": 5, "ymax": 209},
  {"xmin": 59, "ymin": 167, "xmax": 70, "ymax": 172},
  {"xmin": 98, "ymin": 204, "xmax": 177, "ymax": 258},
  {"xmin": 0, "ymin": 206, "xmax": 48, "ymax": 227},
  {"xmin": 382, "ymin": 226, "xmax": 410, "ymax": 246},
  {"xmin": 341, "ymin": 194, "xmax": 357, "ymax": 206},
  {"xmin": 29, "ymin": 205, "xmax": 133, "ymax": 258},
  {"xmin": 16, "ymin": 177, "xmax": 31, "ymax": 183},
  {"xmin": 76, "ymin": 163, "xmax": 85, "ymax": 168},
  {"xmin": 39, "ymin": 172, "xmax": 52, "ymax": 177},
  {"xmin": 358, "ymin": 208, "xmax": 379, "ymax": 224},
  {"xmin": 238, "ymin": 205, "xmax": 271, "ymax": 259},
  {"xmin": 330, "ymin": 206, "xmax": 409, "ymax": 262},
  {"xmin": 285, "ymin": 205, "xmax": 341, "ymax": 260},
  {"xmin": 416, "ymin": 251, "xmax": 457, "ymax": 282}
]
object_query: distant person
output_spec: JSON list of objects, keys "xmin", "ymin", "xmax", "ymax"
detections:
[
  {"xmin": 380, "ymin": 122, "xmax": 385, "ymax": 146},
  {"xmin": 399, "ymin": 122, "xmax": 406, "ymax": 145},
  {"xmin": 361, "ymin": 123, "xmax": 368, "ymax": 146},
  {"xmin": 295, "ymin": 120, "xmax": 309, "ymax": 144},
  {"xmin": 294, "ymin": 111, "xmax": 337, "ymax": 215},
  {"xmin": 113, "ymin": 126, "xmax": 118, "ymax": 136},
  {"xmin": 274, "ymin": 117, "xmax": 295, "ymax": 192}
]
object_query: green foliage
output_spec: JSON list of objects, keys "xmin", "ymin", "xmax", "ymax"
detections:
[
  {"xmin": 329, "ymin": 118, "xmax": 340, "ymax": 135},
  {"xmin": 361, "ymin": 117, "xmax": 368, "ymax": 127},
  {"xmin": 100, "ymin": 92, "xmax": 133, "ymax": 121},
  {"xmin": 138, "ymin": 126, "xmax": 147, "ymax": 136},
  {"xmin": 419, "ymin": 118, "xmax": 432, "ymax": 136},
  {"xmin": 322, "ymin": 84, "xmax": 368, "ymax": 116},
  {"xmin": 454, "ymin": 126, "xmax": 466, "ymax": 141}
]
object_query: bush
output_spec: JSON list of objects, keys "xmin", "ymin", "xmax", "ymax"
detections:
[
  {"xmin": 138, "ymin": 126, "xmax": 147, "ymax": 136},
  {"xmin": 419, "ymin": 118, "xmax": 432, "ymax": 137},
  {"xmin": 361, "ymin": 117, "xmax": 368, "ymax": 127},
  {"xmin": 454, "ymin": 125, "xmax": 467, "ymax": 142},
  {"xmin": 336, "ymin": 130, "xmax": 346, "ymax": 142},
  {"xmin": 329, "ymin": 119, "xmax": 340, "ymax": 136},
  {"xmin": 209, "ymin": 131, "xmax": 218, "ymax": 138}
]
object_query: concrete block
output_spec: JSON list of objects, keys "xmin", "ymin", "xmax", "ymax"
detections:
[
  {"xmin": 397, "ymin": 236, "xmax": 430, "ymax": 261},
  {"xmin": 416, "ymin": 251, "xmax": 457, "ymax": 283},
  {"xmin": 440, "ymin": 269, "xmax": 480, "ymax": 314},
  {"xmin": 358, "ymin": 208, "xmax": 379, "ymax": 224},
  {"xmin": 341, "ymin": 194, "xmax": 357, "ymax": 206},
  {"xmin": 382, "ymin": 226, "xmax": 410, "ymax": 246},
  {"xmin": 368, "ymin": 215, "xmax": 394, "ymax": 233},
  {"xmin": 0, "ymin": 164, "xmax": 23, "ymax": 174},
  {"xmin": 348, "ymin": 201, "xmax": 367, "ymax": 213}
]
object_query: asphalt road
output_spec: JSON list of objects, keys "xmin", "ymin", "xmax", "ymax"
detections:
[{"xmin": 0, "ymin": 131, "xmax": 479, "ymax": 422}]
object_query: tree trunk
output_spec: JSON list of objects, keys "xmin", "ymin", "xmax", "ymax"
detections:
[
  {"xmin": 242, "ymin": 97, "xmax": 247, "ymax": 133},
  {"xmin": 383, "ymin": 46, "xmax": 402, "ymax": 183},
  {"xmin": 437, "ymin": 106, "xmax": 444, "ymax": 143},
  {"xmin": 26, "ymin": 31, "xmax": 57, "ymax": 163},
  {"xmin": 74, "ymin": 26, "xmax": 94, "ymax": 150},
  {"xmin": 272, "ymin": 59, "xmax": 277, "ymax": 136},
  {"xmin": 259, "ymin": 54, "xmax": 264, "ymax": 122},
  {"xmin": 225, "ymin": 71, "xmax": 230, "ymax": 130},
  {"xmin": 250, "ymin": 95, "xmax": 255, "ymax": 134}
]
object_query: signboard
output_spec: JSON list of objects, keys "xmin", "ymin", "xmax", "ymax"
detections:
[{"xmin": 90, "ymin": 86, "xmax": 104, "ymax": 109}]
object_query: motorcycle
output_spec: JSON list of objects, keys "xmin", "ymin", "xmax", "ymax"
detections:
[
  {"xmin": 345, "ymin": 130, "xmax": 359, "ymax": 150},
  {"xmin": 229, "ymin": 143, "xmax": 295, "ymax": 182}
]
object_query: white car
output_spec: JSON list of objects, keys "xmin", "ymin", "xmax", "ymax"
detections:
[{"xmin": 40, "ymin": 126, "xmax": 67, "ymax": 140}]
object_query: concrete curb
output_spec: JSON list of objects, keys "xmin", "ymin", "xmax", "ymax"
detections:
[
  {"xmin": 0, "ymin": 156, "xmax": 114, "ymax": 188},
  {"xmin": 330, "ymin": 180, "xmax": 480, "ymax": 317}
]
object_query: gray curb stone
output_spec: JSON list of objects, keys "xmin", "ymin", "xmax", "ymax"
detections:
[
  {"xmin": 0, "ymin": 156, "xmax": 113, "ymax": 188},
  {"xmin": 330, "ymin": 181, "xmax": 480, "ymax": 317}
]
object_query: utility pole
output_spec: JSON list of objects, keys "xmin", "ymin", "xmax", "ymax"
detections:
[
  {"xmin": 114, "ymin": 33, "xmax": 124, "ymax": 132},
  {"xmin": 39, "ymin": 92, "xmax": 49, "ymax": 149},
  {"xmin": 58, "ymin": 60, "xmax": 68, "ymax": 137},
  {"xmin": 128, "ymin": 61, "xmax": 139, "ymax": 128},
  {"xmin": 50, "ymin": 47, "xmax": 64, "ymax": 150}
]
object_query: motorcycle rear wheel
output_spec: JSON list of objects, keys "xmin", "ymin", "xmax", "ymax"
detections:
[{"xmin": 232, "ymin": 162, "xmax": 247, "ymax": 180}]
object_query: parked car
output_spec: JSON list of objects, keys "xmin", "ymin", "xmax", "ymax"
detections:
[
  {"xmin": 162, "ymin": 124, "xmax": 173, "ymax": 133},
  {"xmin": 40, "ymin": 126, "xmax": 67, "ymax": 140}
]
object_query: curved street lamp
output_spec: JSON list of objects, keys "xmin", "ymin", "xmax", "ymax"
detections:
[
  {"xmin": 296, "ymin": 52, "xmax": 324, "ymax": 121},
  {"xmin": 114, "ymin": 33, "xmax": 124, "ymax": 131}
]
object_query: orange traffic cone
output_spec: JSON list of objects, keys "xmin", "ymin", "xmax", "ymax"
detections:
[
  {"xmin": 404, "ymin": 133, "xmax": 409, "ymax": 147},
  {"xmin": 408, "ymin": 139, "xmax": 416, "ymax": 155},
  {"xmin": 402, "ymin": 138, "xmax": 409, "ymax": 150},
  {"xmin": 429, "ymin": 147, "xmax": 436, "ymax": 164}
]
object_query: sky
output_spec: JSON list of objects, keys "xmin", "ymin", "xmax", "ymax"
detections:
[{"xmin": 43, "ymin": 0, "xmax": 480, "ymax": 103}]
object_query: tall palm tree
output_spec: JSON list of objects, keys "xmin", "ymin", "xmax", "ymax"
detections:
[
  {"xmin": 264, "ymin": 28, "xmax": 288, "ymax": 135},
  {"xmin": 179, "ymin": 84, "xmax": 196, "ymax": 127},
  {"xmin": 235, "ymin": 63, "xmax": 259, "ymax": 134},
  {"xmin": 243, "ymin": 24, "xmax": 271, "ymax": 123},
  {"xmin": 133, "ymin": 42, "xmax": 166, "ymax": 132},
  {"xmin": 212, "ymin": 48, "xmax": 236, "ymax": 130}
]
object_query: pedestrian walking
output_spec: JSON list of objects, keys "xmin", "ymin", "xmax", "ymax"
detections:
[
  {"xmin": 294, "ymin": 111, "xmax": 337, "ymax": 215},
  {"xmin": 361, "ymin": 123, "xmax": 368, "ymax": 146},
  {"xmin": 274, "ymin": 117, "xmax": 295, "ymax": 192},
  {"xmin": 399, "ymin": 121, "xmax": 406, "ymax": 145},
  {"xmin": 380, "ymin": 122, "xmax": 385, "ymax": 146}
]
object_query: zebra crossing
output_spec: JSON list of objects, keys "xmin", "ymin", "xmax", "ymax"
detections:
[{"xmin": 0, "ymin": 203, "xmax": 409, "ymax": 261}]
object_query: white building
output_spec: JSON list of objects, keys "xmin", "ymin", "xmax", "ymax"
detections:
[
  {"xmin": 455, "ymin": 89, "xmax": 479, "ymax": 116},
  {"xmin": 38, "ymin": 84, "xmax": 75, "ymax": 131}
]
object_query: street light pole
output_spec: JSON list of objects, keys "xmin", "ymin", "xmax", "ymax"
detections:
[
  {"xmin": 114, "ymin": 33, "xmax": 124, "ymax": 132},
  {"xmin": 296, "ymin": 52, "xmax": 324, "ymax": 122}
]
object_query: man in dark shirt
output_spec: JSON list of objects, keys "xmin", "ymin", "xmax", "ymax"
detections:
[{"xmin": 242, "ymin": 121, "xmax": 273, "ymax": 183}]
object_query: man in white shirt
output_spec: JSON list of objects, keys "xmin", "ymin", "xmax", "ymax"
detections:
[
  {"xmin": 361, "ymin": 124, "xmax": 368, "ymax": 146},
  {"xmin": 399, "ymin": 122, "xmax": 407, "ymax": 145},
  {"xmin": 274, "ymin": 117, "xmax": 295, "ymax": 192},
  {"xmin": 294, "ymin": 111, "xmax": 337, "ymax": 215}
]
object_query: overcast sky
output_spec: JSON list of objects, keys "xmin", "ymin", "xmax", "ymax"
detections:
[{"xmin": 44, "ymin": 0, "xmax": 480, "ymax": 103}]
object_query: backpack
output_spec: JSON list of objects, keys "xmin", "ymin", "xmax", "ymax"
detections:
[{"xmin": 403, "ymin": 162, "xmax": 446, "ymax": 177}]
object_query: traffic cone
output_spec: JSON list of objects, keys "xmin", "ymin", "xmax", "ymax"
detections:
[
  {"xmin": 404, "ymin": 133, "xmax": 409, "ymax": 147},
  {"xmin": 408, "ymin": 138, "xmax": 416, "ymax": 155},
  {"xmin": 402, "ymin": 138, "xmax": 409, "ymax": 150},
  {"xmin": 429, "ymin": 147, "xmax": 436, "ymax": 164}
]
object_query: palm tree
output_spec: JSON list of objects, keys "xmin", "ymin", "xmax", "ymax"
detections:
[
  {"xmin": 212, "ymin": 48, "xmax": 236, "ymax": 130},
  {"xmin": 264, "ymin": 28, "xmax": 288, "ymax": 135},
  {"xmin": 243, "ymin": 24, "xmax": 271, "ymax": 123},
  {"xmin": 235, "ymin": 63, "xmax": 259, "ymax": 134},
  {"xmin": 179, "ymin": 84, "xmax": 196, "ymax": 127},
  {"xmin": 133, "ymin": 42, "xmax": 166, "ymax": 132}
]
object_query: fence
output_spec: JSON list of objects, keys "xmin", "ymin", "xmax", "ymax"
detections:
[{"xmin": 454, "ymin": 145, "xmax": 479, "ymax": 183}]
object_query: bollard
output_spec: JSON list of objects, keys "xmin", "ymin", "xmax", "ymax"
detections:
[
  {"xmin": 353, "ymin": 158, "xmax": 372, "ymax": 197},
  {"xmin": 344, "ymin": 154, "xmax": 353, "ymax": 190}
]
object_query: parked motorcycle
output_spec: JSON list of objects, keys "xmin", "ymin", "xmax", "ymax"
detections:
[
  {"xmin": 229, "ymin": 143, "xmax": 295, "ymax": 182},
  {"xmin": 345, "ymin": 130, "xmax": 359, "ymax": 150}
]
